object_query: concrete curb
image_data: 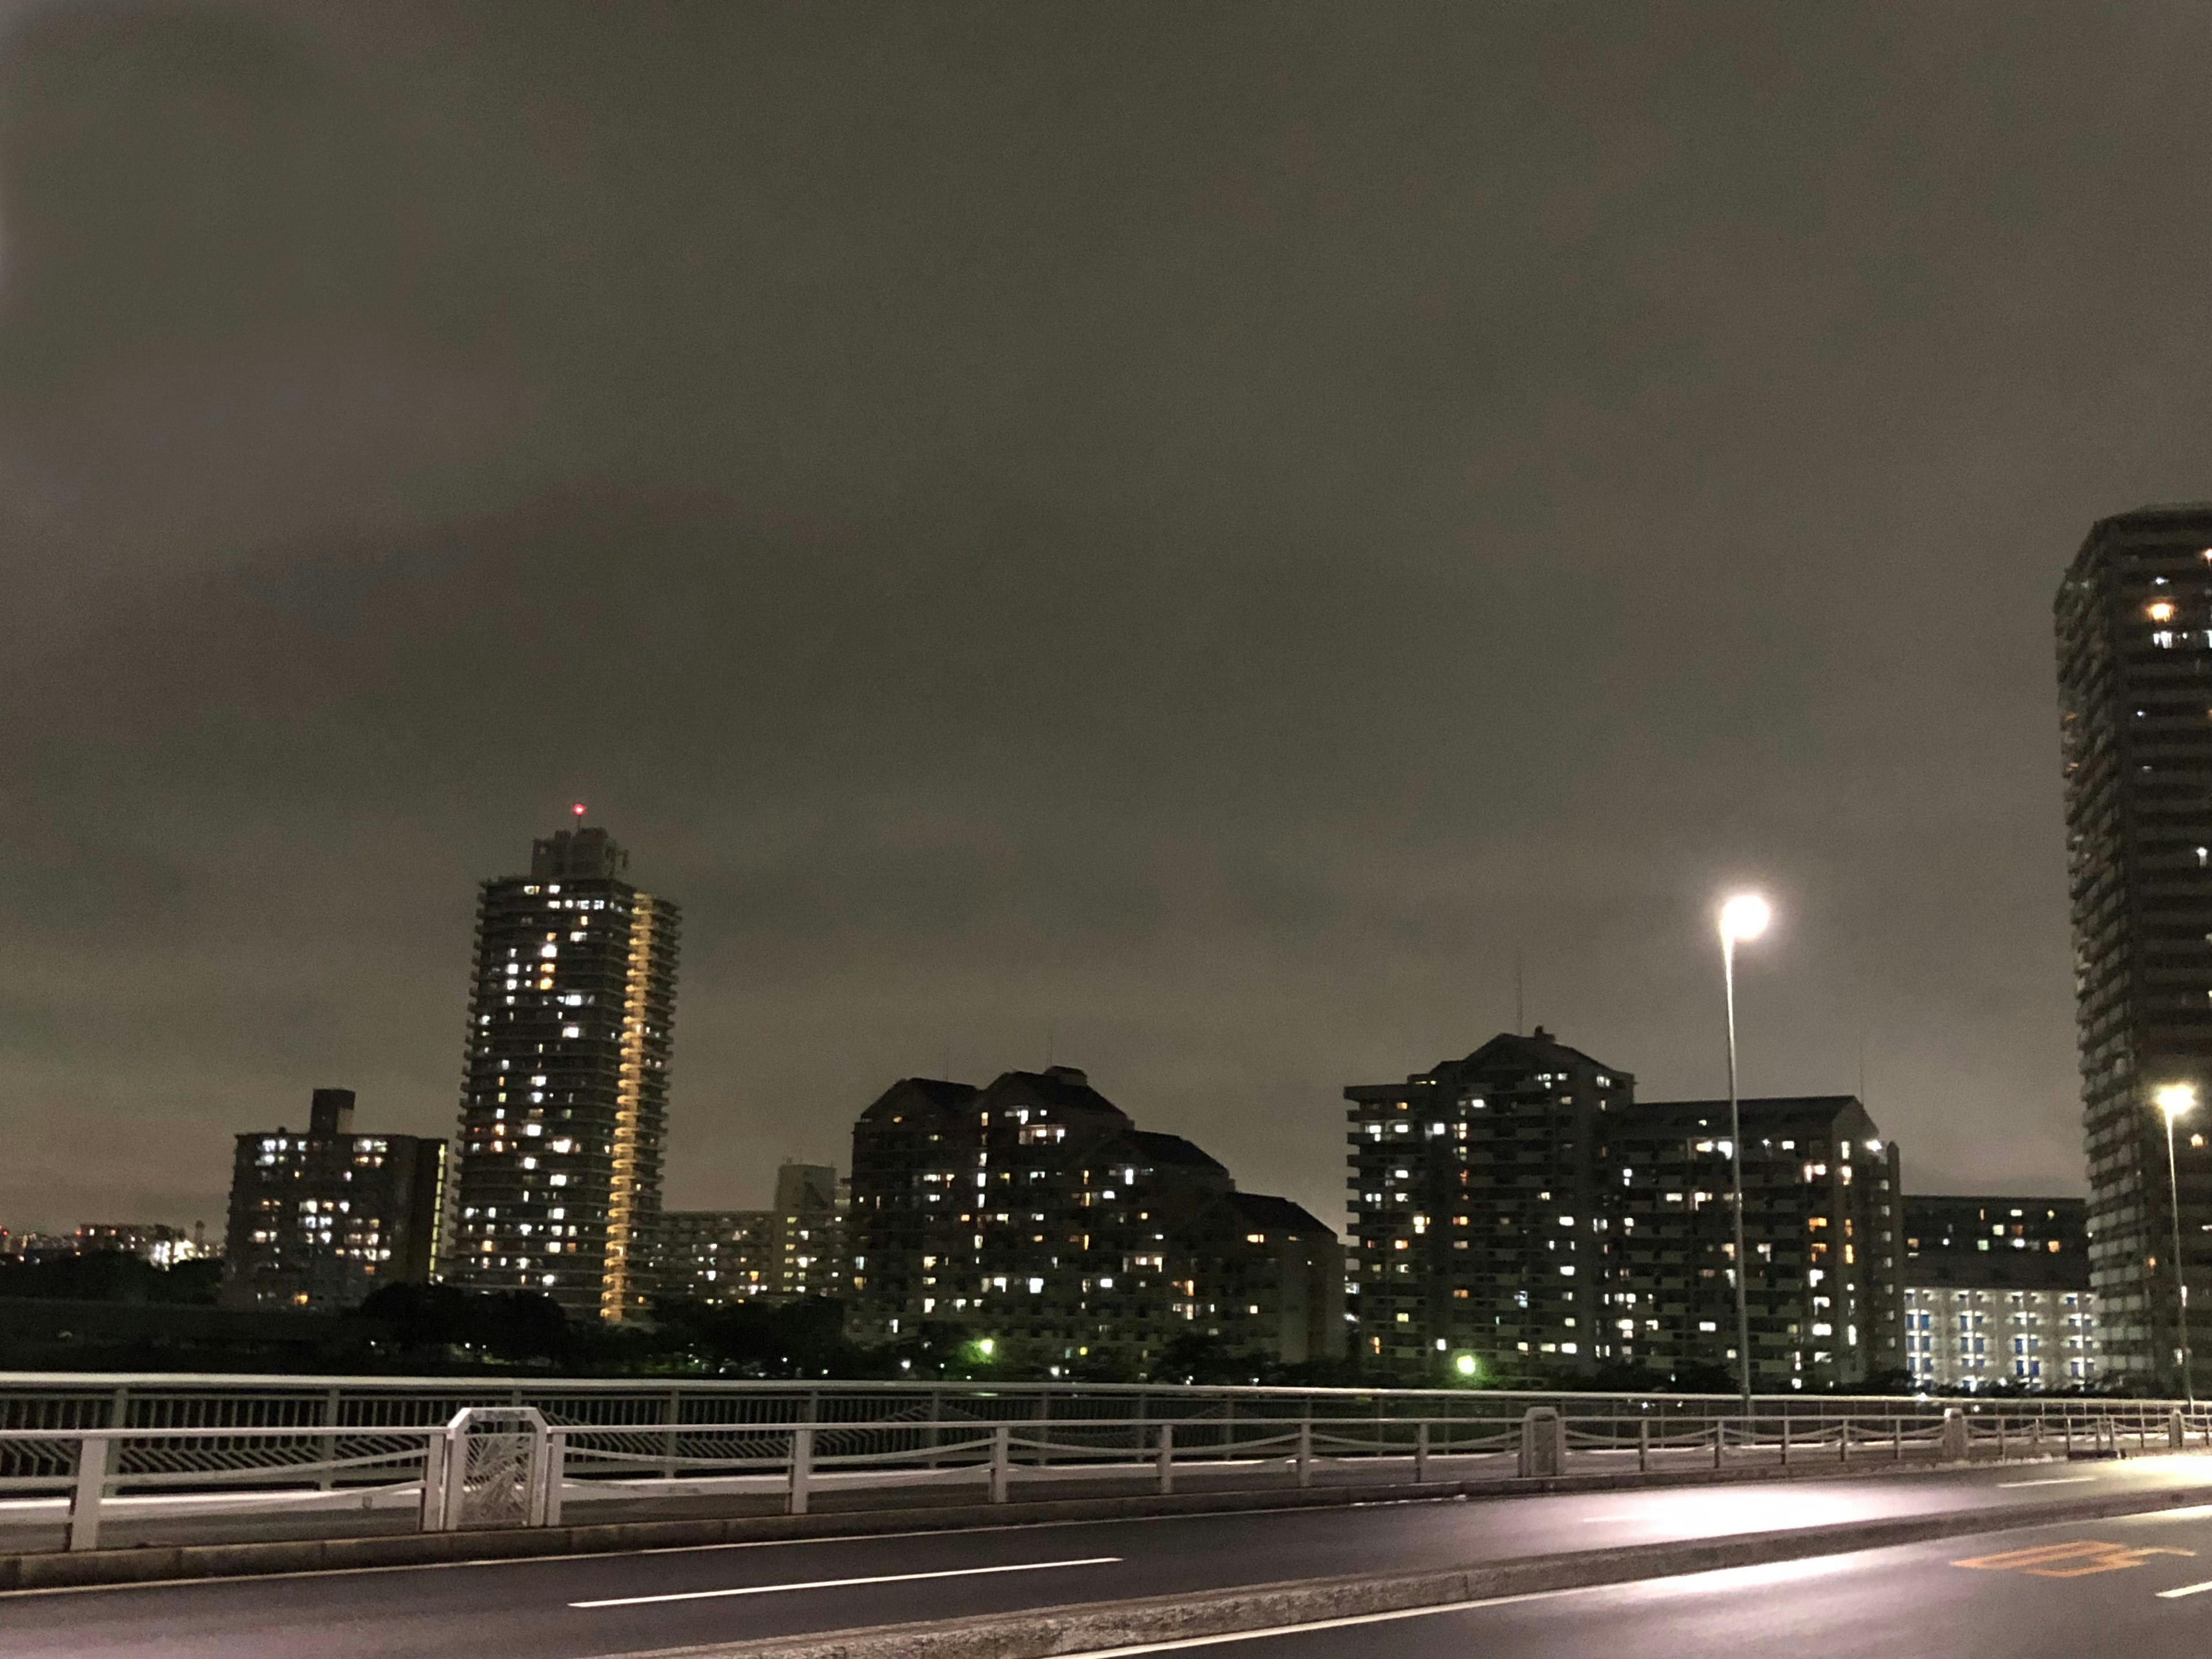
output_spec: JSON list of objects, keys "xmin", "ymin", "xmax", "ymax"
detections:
[
  {"xmin": 0, "ymin": 1451, "xmax": 2081, "ymax": 1594},
  {"xmin": 618, "ymin": 1481, "xmax": 2212, "ymax": 1659}
]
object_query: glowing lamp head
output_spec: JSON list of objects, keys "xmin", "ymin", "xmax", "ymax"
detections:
[
  {"xmin": 975, "ymin": 1337, "xmax": 996, "ymax": 1359},
  {"xmin": 1453, "ymin": 1352, "xmax": 1479, "ymax": 1379},
  {"xmin": 2157, "ymin": 1083, "xmax": 2198, "ymax": 1122},
  {"xmin": 1718, "ymin": 892, "xmax": 1771, "ymax": 946}
]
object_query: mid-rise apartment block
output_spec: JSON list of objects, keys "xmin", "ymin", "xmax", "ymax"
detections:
[
  {"xmin": 849, "ymin": 1067, "xmax": 1342, "ymax": 1372},
  {"xmin": 1344, "ymin": 1033, "xmax": 1905, "ymax": 1388},
  {"xmin": 1344, "ymin": 1029, "xmax": 1631, "ymax": 1377},
  {"xmin": 75, "ymin": 1224, "xmax": 206, "ymax": 1266},
  {"xmin": 221, "ymin": 1089, "xmax": 448, "ymax": 1310},
  {"xmin": 449, "ymin": 822, "xmax": 680, "ymax": 1323},
  {"xmin": 2056, "ymin": 504, "xmax": 2212, "ymax": 1386},
  {"xmin": 1601, "ymin": 1096, "xmax": 1904, "ymax": 1389},
  {"xmin": 1903, "ymin": 1195, "xmax": 2099, "ymax": 1388},
  {"xmin": 659, "ymin": 1163, "xmax": 847, "ymax": 1304}
]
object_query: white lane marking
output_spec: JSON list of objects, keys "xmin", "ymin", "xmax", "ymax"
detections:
[
  {"xmin": 1053, "ymin": 1584, "xmax": 1609, "ymax": 1656},
  {"xmin": 1999, "ymin": 1477, "xmax": 2099, "ymax": 1488},
  {"xmin": 569, "ymin": 1554, "xmax": 1123, "ymax": 1608},
  {"xmin": 2157, "ymin": 1578, "xmax": 2212, "ymax": 1599}
]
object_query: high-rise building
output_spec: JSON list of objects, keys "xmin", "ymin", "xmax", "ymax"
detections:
[
  {"xmin": 1902, "ymin": 1195, "xmax": 2099, "ymax": 1389},
  {"xmin": 2055, "ymin": 503, "xmax": 2212, "ymax": 1387},
  {"xmin": 1601, "ymin": 1096, "xmax": 1904, "ymax": 1389},
  {"xmin": 659, "ymin": 1162, "xmax": 848, "ymax": 1305},
  {"xmin": 849, "ymin": 1067, "xmax": 1343, "ymax": 1373},
  {"xmin": 221, "ymin": 1089, "xmax": 448, "ymax": 1310},
  {"xmin": 449, "ymin": 821, "xmax": 680, "ymax": 1322},
  {"xmin": 1344, "ymin": 1030, "xmax": 1633, "ymax": 1378}
]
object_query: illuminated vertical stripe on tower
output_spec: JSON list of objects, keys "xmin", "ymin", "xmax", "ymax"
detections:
[{"xmin": 604, "ymin": 894, "xmax": 657, "ymax": 1322}]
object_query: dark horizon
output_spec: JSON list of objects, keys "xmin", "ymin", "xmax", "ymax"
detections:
[{"xmin": 2, "ymin": 4, "xmax": 2207, "ymax": 1237}]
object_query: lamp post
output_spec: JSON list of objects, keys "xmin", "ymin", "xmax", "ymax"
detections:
[
  {"xmin": 1719, "ymin": 893, "xmax": 1771, "ymax": 1420},
  {"xmin": 2156, "ymin": 1082, "xmax": 2197, "ymax": 1407}
]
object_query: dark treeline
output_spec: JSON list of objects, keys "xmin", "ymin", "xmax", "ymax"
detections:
[{"xmin": 0, "ymin": 1266, "xmax": 2160, "ymax": 1394}]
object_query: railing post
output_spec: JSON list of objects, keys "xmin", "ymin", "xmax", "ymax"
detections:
[
  {"xmin": 418, "ymin": 1428, "xmax": 449, "ymax": 1532},
  {"xmin": 1940, "ymin": 1407, "xmax": 1968, "ymax": 1463},
  {"xmin": 1997, "ymin": 1418, "xmax": 2007, "ymax": 1460},
  {"xmin": 1296, "ymin": 1416, "xmax": 1313, "ymax": 1488},
  {"xmin": 1415, "ymin": 1419, "xmax": 1430, "ymax": 1484},
  {"xmin": 2172, "ymin": 1410, "xmax": 2188, "ymax": 1452},
  {"xmin": 1638, "ymin": 1419, "xmax": 1649, "ymax": 1474},
  {"xmin": 541, "ymin": 1429, "xmax": 566, "ymax": 1528},
  {"xmin": 319, "ymin": 1384, "xmax": 343, "ymax": 1491},
  {"xmin": 1713, "ymin": 1416, "xmax": 1724, "ymax": 1469},
  {"xmin": 1157, "ymin": 1423, "xmax": 1175, "ymax": 1495},
  {"xmin": 990, "ymin": 1424, "xmax": 1010, "ymax": 1503},
  {"xmin": 1518, "ymin": 1407, "xmax": 1563, "ymax": 1479},
  {"xmin": 1839, "ymin": 1418, "xmax": 1850, "ymax": 1464},
  {"xmin": 67, "ymin": 1434, "xmax": 108, "ymax": 1553},
  {"xmin": 660, "ymin": 1388, "xmax": 683, "ymax": 1481},
  {"xmin": 2063, "ymin": 1415, "xmax": 2073, "ymax": 1457},
  {"xmin": 787, "ymin": 1425, "xmax": 813, "ymax": 1517},
  {"xmin": 1779, "ymin": 1417, "xmax": 1789, "ymax": 1469},
  {"xmin": 1892, "ymin": 1416, "xmax": 1903, "ymax": 1462}
]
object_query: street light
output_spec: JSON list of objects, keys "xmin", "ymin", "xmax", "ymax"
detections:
[
  {"xmin": 2157, "ymin": 1082, "xmax": 2197, "ymax": 1407},
  {"xmin": 1719, "ymin": 892, "xmax": 1771, "ymax": 1419}
]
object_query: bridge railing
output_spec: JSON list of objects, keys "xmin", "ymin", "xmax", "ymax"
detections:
[{"xmin": 5, "ymin": 1392, "xmax": 2210, "ymax": 1555}]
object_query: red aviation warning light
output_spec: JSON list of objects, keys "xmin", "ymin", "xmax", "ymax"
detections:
[{"xmin": 571, "ymin": 802, "xmax": 586, "ymax": 819}]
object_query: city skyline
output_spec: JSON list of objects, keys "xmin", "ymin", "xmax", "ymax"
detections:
[{"xmin": 2, "ymin": 6, "xmax": 2207, "ymax": 1245}]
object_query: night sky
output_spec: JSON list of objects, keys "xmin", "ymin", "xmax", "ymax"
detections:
[{"xmin": 2, "ymin": 3, "xmax": 2207, "ymax": 1236}]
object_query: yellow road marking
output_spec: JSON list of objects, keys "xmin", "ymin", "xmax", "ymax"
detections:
[{"xmin": 1952, "ymin": 1539, "xmax": 2197, "ymax": 1579}]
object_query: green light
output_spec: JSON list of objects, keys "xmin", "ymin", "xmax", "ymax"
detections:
[
  {"xmin": 1453, "ymin": 1353, "xmax": 1479, "ymax": 1378},
  {"xmin": 976, "ymin": 1338, "xmax": 997, "ymax": 1358}
]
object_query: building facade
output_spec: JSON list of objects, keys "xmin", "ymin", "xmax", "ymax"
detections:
[
  {"xmin": 1601, "ymin": 1097, "xmax": 1904, "ymax": 1389},
  {"xmin": 1344, "ymin": 1030, "xmax": 1633, "ymax": 1378},
  {"xmin": 1903, "ymin": 1196, "xmax": 2099, "ymax": 1389},
  {"xmin": 2056, "ymin": 503, "xmax": 2212, "ymax": 1387},
  {"xmin": 1343, "ymin": 1034, "xmax": 1906, "ymax": 1388},
  {"xmin": 659, "ymin": 1163, "xmax": 847, "ymax": 1304},
  {"xmin": 74, "ymin": 1224, "xmax": 207, "ymax": 1266},
  {"xmin": 848, "ymin": 1067, "xmax": 1343, "ymax": 1373},
  {"xmin": 449, "ymin": 823, "xmax": 680, "ymax": 1323},
  {"xmin": 221, "ymin": 1089, "xmax": 448, "ymax": 1310}
]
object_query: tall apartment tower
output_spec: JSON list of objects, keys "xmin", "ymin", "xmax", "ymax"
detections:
[
  {"xmin": 2056, "ymin": 505, "xmax": 2212, "ymax": 1387},
  {"xmin": 449, "ymin": 822, "xmax": 680, "ymax": 1322}
]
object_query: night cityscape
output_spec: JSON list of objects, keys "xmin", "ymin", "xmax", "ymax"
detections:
[{"xmin": 0, "ymin": 6, "xmax": 2207, "ymax": 1657}]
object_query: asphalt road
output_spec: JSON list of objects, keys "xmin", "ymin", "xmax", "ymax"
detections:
[
  {"xmin": 1, "ymin": 1456, "xmax": 2208, "ymax": 1658},
  {"xmin": 1127, "ymin": 1503, "xmax": 2212, "ymax": 1658}
]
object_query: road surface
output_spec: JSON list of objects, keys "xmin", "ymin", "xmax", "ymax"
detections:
[
  {"xmin": 1, "ymin": 1455, "xmax": 2207, "ymax": 1658},
  {"xmin": 1108, "ymin": 1503, "xmax": 2212, "ymax": 1657}
]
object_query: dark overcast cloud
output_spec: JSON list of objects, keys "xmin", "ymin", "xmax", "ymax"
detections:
[{"xmin": 0, "ymin": 1, "xmax": 2206, "ymax": 1234}]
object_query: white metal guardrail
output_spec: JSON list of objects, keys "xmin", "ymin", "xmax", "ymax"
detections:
[{"xmin": 2, "ymin": 1378, "xmax": 2207, "ymax": 1554}]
